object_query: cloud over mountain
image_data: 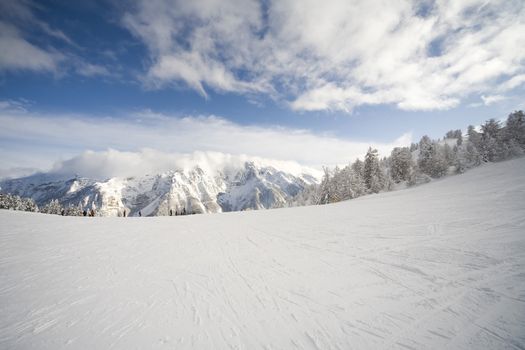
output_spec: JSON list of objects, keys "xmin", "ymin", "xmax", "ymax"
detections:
[{"xmin": 0, "ymin": 107, "xmax": 411, "ymax": 177}]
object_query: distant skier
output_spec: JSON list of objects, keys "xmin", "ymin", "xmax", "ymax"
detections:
[
  {"xmin": 61, "ymin": 208, "xmax": 65, "ymax": 216},
  {"xmin": 90, "ymin": 209, "xmax": 95, "ymax": 217},
  {"xmin": 139, "ymin": 211, "xmax": 142, "ymax": 217},
  {"xmin": 83, "ymin": 210, "xmax": 87, "ymax": 217},
  {"xmin": 170, "ymin": 209, "xmax": 173, "ymax": 216},
  {"xmin": 123, "ymin": 209, "xmax": 126, "ymax": 217}
]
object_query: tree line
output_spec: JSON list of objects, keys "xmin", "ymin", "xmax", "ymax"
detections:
[
  {"xmin": 0, "ymin": 195, "xmax": 89, "ymax": 216},
  {"xmin": 292, "ymin": 110, "xmax": 525, "ymax": 206}
]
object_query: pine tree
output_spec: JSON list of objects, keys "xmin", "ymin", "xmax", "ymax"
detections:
[
  {"xmin": 458, "ymin": 141, "xmax": 482, "ymax": 170},
  {"xmin": 432, "ymin": 144, "xmax": 450, "ymax": 177},
  {"xmin": 479, "ymin": 119, "xmax": 503, "ymax": 162},
  {"xmin": 328, "ymin": 166, "xmax": 343, "ymax": 203},
  {"xmin": 417, "ymin": 135, "xmax": 434, "ymax": 175},
  {"xmin": 20, "ymin": 197, "xmax": 38, "ymax": 212},
  {"xmin": 65, "ymin": 203, "xmax": 83, "ymax": 216},
  {"xmin": 318, "ymin": 167, "xmax": 332, "ymax": 204},
  {"xmin": 41, "ymin": 199, "xmax": 63, "ymax": 215},
  {"xmin": 417, "ymin": 136, "xmax": 449, "ymax": 178},
  {"xmin": 467, "ymin": 125, "xmax": 482, "ymax": 150},
  {"xmin": 351, "ymin": 159, "xmax": 364, "ymax": 179},
  {"xmin": 364, "ymin": 147, "xmax": 384, "ymax": 193},
  {"xmin": 0, "ymin": 193, "xmax": 37, "ymax": 211},
  {"xmin": 390, "ymin": 147, "xmax": 413, "ymax": 183},
  {"xmin": 442, "ymin": 143, "xmax": 456, "ymax": 166},
  {"xmin": 503, "ymin": 111, "xmax": 525, "ymax": 148}
]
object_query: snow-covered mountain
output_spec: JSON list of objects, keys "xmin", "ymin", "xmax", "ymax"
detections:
[{"xmin": 0, "ymin": 162, "xmax": 319, "ymax": 216}]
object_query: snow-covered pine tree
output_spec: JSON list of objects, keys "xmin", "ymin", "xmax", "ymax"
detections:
[
  {"xmin": 390, "ymin": 147, "xmax": 413, "ymax": 183},
  {"xmin": 417, "ymin": 136, "xmax": 449, "ymax": 178},
  {"xmin": 340, "ymin": 166, "xmax": 359, "ymax": 200},
  {"xmin": 417, "ymin": 135, "xmax": 434, "ymax": 175},
  {"xmin": 432, "ymin": 144, "xmax": 450, "ymax": 177},
  {"xmin": 0, "ymin": 193, "xmax": 38, "ymax": 212},
  {"xmin": 329, "ymin": 166, "xmax": 343, "ymax": 203},
  {"xmin": 290, "ymin": 184, "xmax": 321, "ymax": 207},
  {"xmin": 457, "ymin": 141, "xmax": 482, "ymax": 171},
  {"xmin": 66, "ymin": 203, "xmax": 83, "ymax": 216},
  {"xmin": 318, "ymin": 167, "xmax": 332, "ymax": 204},
  {"xmin": 480, "ymin": 119, "xmax": 504, "ymax": 162},
  {"xmin": 502, "ymin": 111, "xmax": 525, "ymax": 151},
  {"xmin": 0, "ymin": 193, "xmax": 14, "ymax": 209},
  {"xmin": 442, "ymin": 143, "xmax": 456, "ymax": 167},
  {"xmin": 20, "ymin": 197, "xmax": 38, "ymax": 212},
  {"xmin": 467, "ymin": 125, "xmax": 482, "ymax": 150},
  {"xmin": 348, "ymin": 167, "xmax": 366, "ymax": 198},
  {"xmin": 364, "ymin": 147, "xmax": 384, "ymax": 193},
  {"xmin": 351, "ymin": 159, "xmax": 364, "ymax": 179},
  {"xmin": 41, "ymin": 199, "xmax": 63, "ymax": 215}
]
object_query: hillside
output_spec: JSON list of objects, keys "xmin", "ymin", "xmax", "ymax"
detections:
[{"xmin": 1, "ymin": 158, "xmax": 524, "ymax": 349}]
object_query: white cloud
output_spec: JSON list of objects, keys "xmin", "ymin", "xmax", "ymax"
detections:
[
  {"xmin": 49, "ymin": 149, "xmax": 322, "ymax": 179},
  {"xmin": 481, "ymin": 94, "xmax": 507, "ymax": 106},
  {"xmin": 0, "ymin": 108, "xmax": 412, "ymax": 177},
  {"xmin": 121, "ymin": 0, "xmax": 525, "ymax": 112},
  {"xmin": 75, "ymin": 62, "xmax": 112, "ymax": 77},
  {"xmin": 496, "ymin": 74, "xmax": 525, "ymax": 92},
  {"xmin": 0, "ymin": 166, "xmax": 40, "ymax": 180},
  {"xmin": 0, "ymin": 22, "xmax": 62, "ymax": 72}
]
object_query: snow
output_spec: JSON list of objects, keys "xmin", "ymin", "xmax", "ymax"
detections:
[{"xmin": 1, "ymin": 158, "xmax": 525, "ymax": 349}]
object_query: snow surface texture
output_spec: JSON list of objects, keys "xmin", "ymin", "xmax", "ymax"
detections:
[
  {"xmin": 0, "ymin": 162, "xmax": 318, "ymax": 216},
  {"xmin": 1, "ymin": 158, "xmax": 524, "ymax": 349}
]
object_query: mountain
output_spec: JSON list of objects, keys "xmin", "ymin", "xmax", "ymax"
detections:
[{"xmin": 0, "ymin": 162, "xmax": 319, "ymax": 216}]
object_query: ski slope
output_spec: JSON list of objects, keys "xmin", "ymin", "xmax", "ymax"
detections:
[{"xmin": 1, "ymin": 158, "xmax": 525, "ymax": 349}]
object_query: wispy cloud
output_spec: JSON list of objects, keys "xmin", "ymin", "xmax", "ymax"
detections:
[
  {"xmin": 75, "ymin": 62, "xmax": 112, "ymax": 77},
  {"xmin": 0, "ymin": 1, "xmax": 109, "ymax": 77},
  {"xmin": 0, "ymin": 106, "xmax": 412, "ymax": 177},
  {"xmin": 121, "ymin": 0, "xmax": 525, "ymax": 112},
  {"xmin": 481, "ymin": 94, "xmax": 508, "ymax": 106},
  {"xmin": 0, "ymin": 21, "xmax": 63, "ymax": 72}
]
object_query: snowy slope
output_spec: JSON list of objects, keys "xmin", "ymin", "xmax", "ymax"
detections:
[
  {"xmin": 1, "ymin": 158, "xmax": 524, "ymax": 349},
  {"xmin": 0, "ymin": 162, "xmax": 318, "ymax": 216}
]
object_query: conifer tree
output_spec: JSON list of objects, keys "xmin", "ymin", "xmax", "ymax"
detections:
[
  {"xmin": 390, "ymin": 147, "xmax": 413, "ymax": 183},
  {"xmin": 479, "ymin": 119, "xmax": 503, "ymax": 162},
  {"xmin": 41, "ymin": 199, "xmax": 63, "ymax": 215},
  {"xmin": 364, "ymin": 147, "xmax": 384, "ymax": 193}
]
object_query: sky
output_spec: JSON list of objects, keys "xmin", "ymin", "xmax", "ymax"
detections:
[{"xmin": 0, "ymin": 0, "xmax": 524, "ymax": 178}]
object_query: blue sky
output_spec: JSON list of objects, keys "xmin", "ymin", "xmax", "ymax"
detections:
[{"xmin": 0, "ymin": 0, "xmax": 524, "ymax": 177}]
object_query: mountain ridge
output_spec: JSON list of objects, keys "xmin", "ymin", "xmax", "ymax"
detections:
[{"xmin": 0, "ymin": 161, "xmax": 319, "ymax": 216}]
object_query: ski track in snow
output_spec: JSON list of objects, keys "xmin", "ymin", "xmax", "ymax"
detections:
[{"xmin": 1, "ymin": 158, "xmax": 525, "ymax": 349}]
